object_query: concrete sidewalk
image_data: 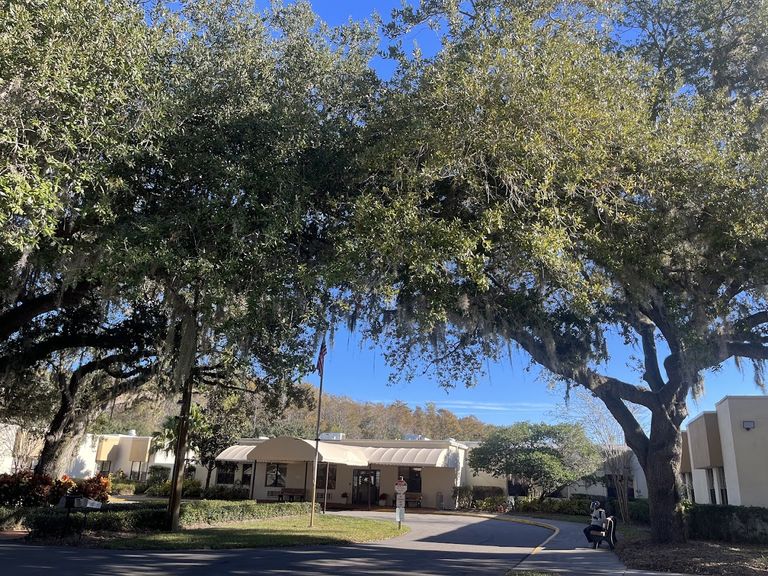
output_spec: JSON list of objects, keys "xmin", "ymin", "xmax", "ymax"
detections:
[{"xmin": 510, "ymin": 516, "xmax": 692, "ymax": 576}]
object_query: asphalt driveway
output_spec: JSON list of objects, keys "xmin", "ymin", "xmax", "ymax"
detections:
[{"xmin": 0, "ymin": 511, "xmax": 551, "ymax": 576}]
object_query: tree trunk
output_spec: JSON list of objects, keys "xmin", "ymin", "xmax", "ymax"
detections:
[
  {"xmin": 35, "ymin": 408, "xmax": 86, "ymax": 478},
  {"xmin": 643, "ymin": 420, "xmax": 685, "ymax": 543},
  {"xmin": 205, "ymin": 465, "xmax": 214, "ymax": 490},
  {"xmin": 167, "ymin": 301, "xmax": 199, "ymax": 531}
]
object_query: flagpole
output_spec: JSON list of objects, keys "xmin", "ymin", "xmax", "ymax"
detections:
[{"xmin": 309, "ymin": 341, "xmax": 326, "ymax": 528}]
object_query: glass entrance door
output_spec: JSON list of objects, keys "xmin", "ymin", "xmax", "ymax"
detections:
[{"xmin": 352, "ymin": 469, "xmax": 380, "ymax": 507}]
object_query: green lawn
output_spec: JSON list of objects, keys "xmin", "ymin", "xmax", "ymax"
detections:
[{"xmin": 101, "ymin": 514, "xmax": 409, "ymax": 550}]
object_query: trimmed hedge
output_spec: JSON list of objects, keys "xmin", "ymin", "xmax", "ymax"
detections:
[
  {"xmin": 200, "ymin": 485, "xmax": 249, "ymax": 500},
  {"xmin": 145, "ymin": 479, "xmax": 202, "ymax": 498},
  {"xmin": 516, "ymin": 497, "xmax": 593, "ymax": 516},
  {"xmin": 0, "ymin": 506, "xmax": 30, "ymax": 530},
  {"xmin": 23, "ymin": 499, "xmax": 315, "ymax": 537},
  {"xmin": 179, "ymin": 500, "xmax": 314, "ymax": 526},
  {"xmin": 687, "ymin": 504, "xmax": 768, "ymax": 544}
]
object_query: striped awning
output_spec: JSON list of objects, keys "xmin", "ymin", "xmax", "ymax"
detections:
[
  {"xmin": 362, "ymin": 447, "xmax": 452, "ymax": 467},
  {"xmin": 216, "ymin": 437, "xmax": 368, "ymax": 466},
  {"xmin": 216, "ymin": 444, "xmax": 261, "ymax": 463}
]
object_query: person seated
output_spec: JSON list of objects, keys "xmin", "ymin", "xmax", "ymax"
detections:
[{"xmin": 583, "ymin": 500, "xmax": 606, "ymax": 544}]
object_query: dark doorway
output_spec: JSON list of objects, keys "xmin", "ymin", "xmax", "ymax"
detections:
[{"xmin": 352, "ymin": 469, "xmax": 380, "ymax": 507}]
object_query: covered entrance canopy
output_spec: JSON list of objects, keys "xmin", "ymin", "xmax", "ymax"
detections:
[
  {"xmin": 216, "ymin": 436, "xmax": 368, "ymax": 466},
  {"xmin": 362, "ymin": 446, "xmax": 452, "ymax": 467}
]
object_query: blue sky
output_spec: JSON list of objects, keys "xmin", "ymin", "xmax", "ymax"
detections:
[{"xmin": 294, "ymin": 1, "xmax": 766, "ymax": 427}]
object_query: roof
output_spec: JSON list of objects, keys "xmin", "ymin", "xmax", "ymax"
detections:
[
  {"xmin": 216, "ymin": 436, "xmax": 462, "ymax": 468},
  {"xmin": 362, "ymin": 446, "xmax": 452, "ymax": 467},
  {"xmin": 216, "ymin": 437, "xmax": 368, "ymax": 466},
  {"xmin": 216, "ymin": 444, "xmax": 262, "ymax": 463}
]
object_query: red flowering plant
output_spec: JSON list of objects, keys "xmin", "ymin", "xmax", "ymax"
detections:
[
  {"xmin": 53, "ymin": 475, "xmax": 78, "ymax": 503},
  {"xmin": 76, "ymin": 474, "xmax": 111, "ymax": 503},
  {"xmin": 0, "ymin": 470, "xmax": 56, "ymax": 507}
]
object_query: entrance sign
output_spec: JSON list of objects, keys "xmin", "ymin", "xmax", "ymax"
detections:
[
  {"xmin": 394, "ymin": 477, "xmax": 407, "ymax": 529},
  {"xmin": 395, "ymin": 506, "xmax": 405, "ymax": 527}
]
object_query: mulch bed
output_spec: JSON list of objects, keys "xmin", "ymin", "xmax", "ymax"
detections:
[{"xmin": 616, "ymin": 525, "xmax": 768, "ymax": 576}]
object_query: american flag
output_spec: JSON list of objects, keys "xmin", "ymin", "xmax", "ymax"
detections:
[{"xmin": 316, "ymin": 340, "xmax": 327, "ymax": 377}]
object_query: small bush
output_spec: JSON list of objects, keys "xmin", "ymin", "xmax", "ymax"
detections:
[
  {"xmin": 471, "ymin": 485, "xmax": 504, "ymax": 502},
  {"xmin": 133, "ymin": 482, "xmax": 148, "ymax": 495},
  {"xmin": 453, "ymin": 486, "xmax": 473, "ymax": 508},
  {"xmin": 145, "ymin": 478, "xmax": 201, "ymax": 498},
  {"xmin": 0, "ymin": 506, "xmax": 30, "ymax": 530},
  {"xmin": 475, "ymin": 495, "xmax": 509, "ymax": 512},
  {"xmin": 0, "ymin": 471, "xmax": 77, "ymax": 507},
  {"xmin": 110, "ymin": 482, "xmax": 136, "ymax": 496},
  {"xmin": 77, "ymin": 475, "xmax": 111, "ymax": 503},
  {"xmin": 201, "ymin": 485, "xmax": 249, "ymax": 500},
  {"xmin": 147, "ymin": 465, "xmax": 170, "ymax": 487}
]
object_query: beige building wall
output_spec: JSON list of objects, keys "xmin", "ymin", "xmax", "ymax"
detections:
[
  {"xmin": 0, "ymin": 424, "xmax": 18, "ymax": 474},
  {"xmin": 716, "ymin": 396, "xmax": 768, "ymax": 507}
]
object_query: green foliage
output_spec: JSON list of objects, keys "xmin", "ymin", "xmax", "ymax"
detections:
[
  {"xmin": 0, "ymin": 471, "xmax": 74, "ymax": 507},
  {"xmin": 24, "ymin": 499, "xmax": 313, "ymax": 537},
  {"xmin": 469, "ymin": 423, "xmax": 599, "ymax": 498},
  {"xmin": 147, "ymin": 465, "xmax": 170, "ymax": 487},
  {"xmin": 178, "ymin": 500, "xmax": 315, "ymax": 527},
  {"xmin": 471, "ymin": 485, "xmax": 505, "ymax": 502},
  {"xmin": 26, "ymin": 507, "xmax": 168, "ymax": 536},
  {"xmin": 0, "ymin": 506, "xmax": 29, "ymax": 530},
  {"xmin": 687, "ymin": 504, "xmax": 768, "ymax": 544},
  {"xmin": 475, "ymin": 495, "xmax": 509, "ymax": 512},
  {"xmin": 452, "ymin": 486, "xmax": 473, "ymax": 508},
  {"xmin": 516, "ymin": 497, "xmax": 594, "ymax": 516},
  {"xmin": 145, "ymin": 479, "xmax": 202, "ymax": 498},
  {"xmin": 201, "ymin": 485, "xmax": 250, "ymax": 501},
  {"xmin": 0, "ymin": 0, "xmax": 169, "ymax": 254}
]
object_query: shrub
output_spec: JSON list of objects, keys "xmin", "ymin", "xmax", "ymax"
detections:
[
  {"xmin": 77, "ymin": 474, "xmax": 111, "ymax": 503},
  {"xmin": 453, "ymin": 486, "xmax": 473, "ymax": 509},
  {"xmin": 0, "ymin": 506, "xmax": 30, "ymax": 530},
  {"xmin": 179, "ymin": 500, "xmax": 314, "ymax": 526},
  {"xmin": 0, "ymin": 471, "xmax": 77, "ymax": 507},
  {"xmin": 147, "ymin": 465, "xmax": 170, "ymax": 487},
  {"xmin": 109, "ymin": 482, "xmax": 136, "ymax": 496},
  {"xmin": 133, "ymin": 482, "xmax": 148, "ymax": 495},
  {"xmin": 687, "ymin": 504, "xmax": 768, "ymax": 544},
  {"xmin": 471, "ymin": 485, "xmax": 504, "ymax": 502},
  {"xmin": 515, "ymin": 497, "xmax": 593, "ymax": 516},
  {"xmin": 475, "ymin": 495, "xmax": 509, "ymax": 512},
  {"xmin": 201, "ymin": 485, "xmax": 249, "ymax": 501},
  {"xmin": 145, "ymin": 478, "xmax": 201, "ymax": 497},
  {"xmin": 24, "ymin": 500, "xmax": 316, "ymax": 537},
  {"xmin": 25, "ymin": 507, "xmax": 168, "ymax": 537}
]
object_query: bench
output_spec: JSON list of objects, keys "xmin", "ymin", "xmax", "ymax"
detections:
[
  {"xmin": 404, "ymin": 492, "xmax": 422, "ymax": 508},
  {"xmin": 588, "ymin": 516, "xmax": 617, "ymax": 550},
  {"xmin": 280, "ymin": 488, "xmax": 306, "ymax": 502}
]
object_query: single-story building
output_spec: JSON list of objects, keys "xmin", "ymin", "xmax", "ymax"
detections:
[{"xmin": 214, "ymin": 436, "xmax": 485, "ymax": 509}]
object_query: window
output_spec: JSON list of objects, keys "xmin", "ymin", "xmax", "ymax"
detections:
[
  {"xmin": 706, "ymin": 468, "xmax": 716, "ymax": 504},
  {"xmin": 242, "ymin": 463, "xmax": 253, "ymax": 488},
  {"xmin": 316, "ymin": 464, "xmax": 337, "ymax": 490},
  {"xmin": 99, "ymin": 461, "xmax": 111, "ymax": 475},
  {"xmin": 397, "ymin": 467, "xmax": 422, "ymax": 493},
  {"xmin": 217, "ymin": 462, "xmax": 237, "ymax": 485},
  {"xmin": 129, "ymin": 461, "xmax": 145, "ymax": 481},
  {"xmin": 265, "ymin": 463, "xmax": 287, "ymax": 487},
  {"xmin": 717, "ymin": 467, "xmax": 728, "ymax": 505}
]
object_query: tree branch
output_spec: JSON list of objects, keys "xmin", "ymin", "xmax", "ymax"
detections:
[{"xmin": 0, "ymin": 280, "xmax": 93, "ymax": 342}]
